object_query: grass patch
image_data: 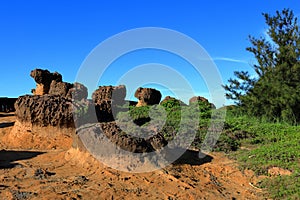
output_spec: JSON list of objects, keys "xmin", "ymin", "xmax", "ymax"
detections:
[{"xmin": 225, "ymin": 110, "xmax": 300, "ymax": 199}]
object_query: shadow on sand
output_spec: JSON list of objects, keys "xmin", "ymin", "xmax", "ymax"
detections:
[
  {"xmin": 173, "ymin": 149, "xmax": 213, "ymax": 166},
  {"xmin": 0, "ymin": 122, "xmax": 15, "ymax": 128},
  {"xmin": 0, "ymin": 113, "xmax": 15, "ymax": 118},
  {"xmin": 0, "ymin": 150, "xmax": 44, "ymax": 169}
]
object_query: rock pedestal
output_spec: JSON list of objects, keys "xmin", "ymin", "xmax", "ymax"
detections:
[{"xmin": 92, "ymin": 85, "xmax": 126, "ymax": 122}]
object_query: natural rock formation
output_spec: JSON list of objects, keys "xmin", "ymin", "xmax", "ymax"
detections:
[
  {"xmin": 12, "ymin": 68, "xmax": 169, "ymax": 153},
  {"xmin": 189, "ymin": 96, "xmax": 216, "ymax": 109},
  {"xmin": 76, "ymin": 122, "xmax": 167, "ymax": 153},
  {"xmin": 15, "ymin": 95, "xmax": 75, "ymax": 128},
  {"xmin": 9, "ymin": 94, "xmax": 95, "ymax": 150},
  {"xmin": 67, "ymin": 82, "xmax": 88, "ymax": 101},
  {"xmin": 94, "ymin": 100, "xmax": 114, "ymax": 122},
  {"xmin": 134, "ymin": 87, "xmax": 162, "ymax": 107},
  {"xmin": 92, "ymin": 85, "xmax": 126, "ymax": 104},
  {"xmin": 92, "ymin": 85, "xmax": 126, "ymax": 122},
  {"xmin": 9, "ymin": 95, "xmax": 74, "ymax": 149},
  {"xmin": 31, "ymin": 68, "xmax": 88, "ymax": 101},
  {"xmin": 48, "ymin": 81, "xmax": 73, "ymax": 98},
  {"xmin": 30, "ymin": 69, "xmax": 61, "ymax": 95},
  {"xmin": 160, "ymin": 96, "xmax": 187, "ymax": 107}
]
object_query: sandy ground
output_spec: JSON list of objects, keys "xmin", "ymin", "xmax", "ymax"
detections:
[{"xmin": 0, "ymin": 112, "xmax": 268, "ymax": 200}]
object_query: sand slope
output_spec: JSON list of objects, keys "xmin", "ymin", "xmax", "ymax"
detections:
[{"xmin": 0, "ymin": 113, "xmax": 267, "ymax": 200}]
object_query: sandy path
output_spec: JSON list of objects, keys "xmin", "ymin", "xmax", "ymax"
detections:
[{"xmin": 0, "ymin": 113, "xmax": 267, "ymax": 200}]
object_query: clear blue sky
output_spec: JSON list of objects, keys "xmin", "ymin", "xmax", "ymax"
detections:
[{"xmin": 0, "ymin": 1, "xmax": 299, "ymax": 106}]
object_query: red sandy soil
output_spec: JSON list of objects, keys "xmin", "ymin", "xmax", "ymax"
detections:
[{"xmin": 0, "ymin": 112, "xmax": 269, "ymax": 200}]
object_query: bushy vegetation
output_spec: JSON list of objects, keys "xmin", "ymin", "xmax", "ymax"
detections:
[
  {"xmin": 222, "ymin": 9, "xmax": 300, "ymax": 198},
  {"xmin": 116, "ymin": 99, "xmax": 238, "ymax": 151},
  {"xmin": 115, "ymin": 9, "xmax": 300, "ymax": 198},
  {"xmin": 117, "ymin": 98, "xmax": 299, "ymax": 198},
  {"xmin": 224, "ymin": 9, "xmax": 300, "ymax": 124}
]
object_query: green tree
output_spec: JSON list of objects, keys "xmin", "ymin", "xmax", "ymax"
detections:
[{"xmin": 224, "ymin": 8, "xmax": 300, "ymax": 123}]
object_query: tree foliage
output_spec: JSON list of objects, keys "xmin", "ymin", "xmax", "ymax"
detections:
[{"xmin": 224, "ymin": 9, "xmax": 300, "ymax": 123}]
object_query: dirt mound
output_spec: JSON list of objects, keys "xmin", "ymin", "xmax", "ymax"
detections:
[{"xmin": 0, "ymin": 113, "xmax": 267, "ymax": 199}]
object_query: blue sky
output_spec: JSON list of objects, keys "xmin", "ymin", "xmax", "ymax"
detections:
[{"xmin": 0, "ymin": 1, "xmax": 299, "ymax": 107}]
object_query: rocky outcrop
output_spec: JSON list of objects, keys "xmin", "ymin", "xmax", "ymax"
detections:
[
  {"xmin": 189, "ymin": 96, "xmax": 216, "ymax": 109},
  {"xmin": 9, "ymin": 94, "xmax": 95, "ymax": 150},
  {"xmin": 68, "ymin": 82, "xmax": 88, "ymax": 101},
  {"xmin": 160, "ymin": 96, "xmax": 187, "ymax": 107},
  {"xmin": 76, "ymin": 122, "xmax": 168, "ymax": 153},
  {"xmin": 92, "ymin": 85, "xmax": 126, "ymax": 122},
  {"xmin": 92, "ymin": 85, "xmax": 126, "ymax": 104},
  {"xmin": 31, "ymin": 69, "xmax": 87, "ymax": 101},
  {"xmin": 12, "ymin": 68, "xmax": 171, "ymax": 153},
  {"xmin": 30, "ymin": 69, "xmax": 62, "ymax": 95},
  {"xmin": 134, "ymin": 87, "xmax": 162, "ymax": 107},
  {"xmin": 15, "ymin": 95, "xmax": 75, "ymax": 128},
  {"xmin": 48, "ymin": 81, "xmax": 73, "ymax": 98}
]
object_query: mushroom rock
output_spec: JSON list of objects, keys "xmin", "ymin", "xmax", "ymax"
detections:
[
  {"xmin": 30, "ymin": 68, "xmax": 88, "ymax": 101},
  {"xmin": 134, "ymin": 87, "xmax": 162, "ymax": 107},
  {"xmin": 30, "ymin": 69, "xmax": 54, "ymax": 95}
]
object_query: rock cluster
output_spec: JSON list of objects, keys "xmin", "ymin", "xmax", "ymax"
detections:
[
  {"xmin": 30, "ymin": 69, "xmax": 87, "ymax": 100},
  {"xmin": 10, "ymin": 68, "xmax": 215, "ymax": 154}
]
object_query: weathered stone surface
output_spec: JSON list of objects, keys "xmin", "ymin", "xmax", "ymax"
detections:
[
  {"xmin": 30, "ymin": 69, "xmax": 53, "ymax": 85},
  {"xmin": 67, "ymin": 82, "xmax": 88, "ymax": 100},
  {"xmin": 146, "ymin": 133, "xmax": 168, "ymax": 150},
  {"xmin": 134, "ymin": 87, "xmax": 162, "ymax": 107},
  {"xmin": 49, "ymin": 81, "xmax": 73, "ymax": 97},
  {"xmin": 189, "ymin": 96, "xmax": 216, "ymax": 109},
  {"xmin": 92, "ymin": 85, "xmax": 126, "ymax": 104},
  {"xmin": 94, "ymin": 100, "xmax": 114, "ymax": 122},
  {"xmin": 14, "ymin": 95, "xmax": 75, "ymax": 128},
  {"xmin": 100, "ymin": 122, "xmax": 152, "ymax": 153},
  {"xmin": 76, "ymin": 122, "xmax": 168, "ymax": 153},
  {"xmin": 92, "ymin": 85, "xmax": 127, "ymax": 122},
  {"xmin": 30, "ymin": 69, "xmax": 61, "ymax": 95},
  {"xmin": 8, "ymin": 120, "xmax": 74, "ymax": 150},
  {"xmin": 30, "ymin": 69, "xmax": 88, "ymax": 101}
]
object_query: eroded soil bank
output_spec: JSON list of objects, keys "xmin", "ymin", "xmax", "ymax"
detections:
[{"xmin": 0, "ymin": 113, "xmax": 267, "ymax": 200}]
